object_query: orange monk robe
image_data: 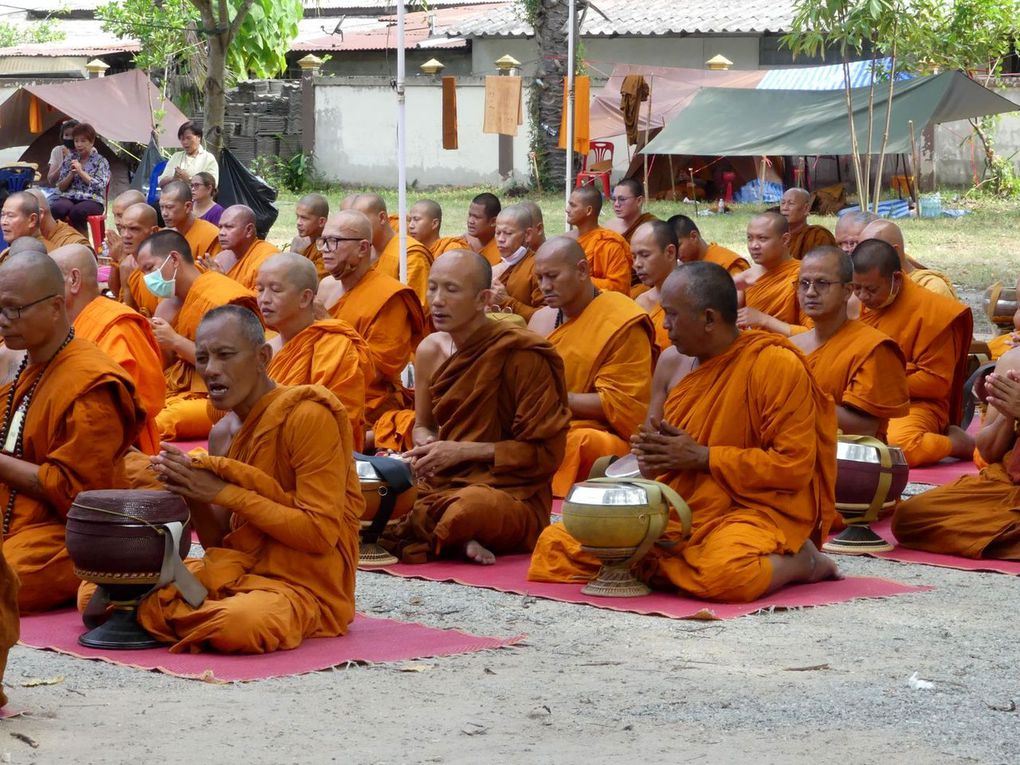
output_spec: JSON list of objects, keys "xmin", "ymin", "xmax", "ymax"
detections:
[
  {"xmin": 858, "ymin": 277, "xmax": 973, "ymax": 466},
  {"xmin": 745, "ymin": 259, "xmax": 811, "ymax": 333},
  {"xmin": 1, "ymin": 338, "xmax": 144, "ymax": 613},
  {"xmin": 989, "ymin": 332, "xmax": 1016, "ymax": 361},
  {"xmin": 126, "ymin": 268, "xmax": 161, "ymax": 318},
  {"xmin": 548, "ymin": 291, "xmax": 655, "ymax": 496},
  {"xmin": 328, "ymin": 267, "xmax": 425, "ymax": 426},
  {"xmin": 300, "ymin": 241, "xmax": 328, "ymax": 280},
  {"xmin": 381, "ymin": 320, "xmax": 571, "ymax": 563},
  {"xmin": 428, "ymin": 236, "xmax": 468, "ymax": 258},
  {"xmin": 156, "ymin": 271, "xmax": 260, "ymax": 440},
  {"xmin": 0, "ymin": 542, "xmax": 15, "ymax": 708},
  {"xmin": 181, "ymin": 219, "xmax": 221, "ymax": 263},
  {"xmin": 72, "ymin": 296, "xmax": 165, "ymax": 454},
  {"xmin": 138, "ymin": 386, "xmax": 361, "ymax": 653},
  {"xmin": 787, "ymin": 224, "xmax": 836, "ymax": 260},
  {"xmin": 620, "ymin": 212, "xmax": 657, "ymax": 243},
  {"xmin": 577, "ymin": 228, "xmax": 632, "ymax": 294},
  {"xmin": 909, "ymin": 268, "xmax": 958, "ymax": 300},
  {"xmin": 267, "ymin": 319, "xmax": 374, "ymax": 450},
  {"xmin": 530, "ymin": 331, "xmax": 838, "ymax": 603},
  {"xmin": 803, "ymin": 319, "xmax": 909, "ymax": 440},
  {"xmin": 644, "ymin": 302, "xmax": 671, "ymax": 353},
  {"xmin": 705, "ymin": 242, "xmax": 750, "ymax": 276},
  {"xmin": 479, "ymin": 238, "xmax": 501, "ymax": 266},
  {"xmin": 498, "ymin": 253, "xmax": 543, "ymax": 321},
  {"xmin": 375, "ymin": 234, "xmax": 434, "ymax": 306},
  {"xmin": 43, "ymin": 221, "xmax": 92, "ymax": 252},
  {"xmin": 225, "ymin": 239, "xmax": 279, "ymax": 291}
]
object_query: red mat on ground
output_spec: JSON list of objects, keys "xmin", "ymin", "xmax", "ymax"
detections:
[
  {"xmin": 848, "ymin": 518, "xmax": 1020, "ymax": 575},
  {"xmin": 361, "ymin": 555, "xmax": 928, "ymax": 620},
  {"xmin": 908, "ymin": 459, "xmax": 978, "ymax": 485},
  {"xmin": 17, "ymin": 609, "xmax": 523, "ymax": 683}
]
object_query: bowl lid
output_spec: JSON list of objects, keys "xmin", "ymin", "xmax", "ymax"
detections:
[{"xmin": 565, "ymin": 481, "xmax": 648, "ymax": 506}]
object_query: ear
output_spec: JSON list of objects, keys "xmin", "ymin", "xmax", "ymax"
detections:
[
  {"xmin": 781, "ymin": 232, "xmax": 791, "ymax": 247},
  {"xmin": 576, "ymin": 258, "xmax": 590, "ymax": 278},
  {"xmin": 665, "ymin": 243, "xmax": 678, "ymax": 260},
  {"xmin": 299, "ymin": 288, "xmax": 316, "ymax": 309},
  {"xmin": 256, "ymin": 341, "xmax": 273, "ymax": 368}
]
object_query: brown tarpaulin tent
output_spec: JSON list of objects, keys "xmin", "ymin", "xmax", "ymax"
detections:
[{"xmin": 0, "ymin": 69, "xmax": 188, "ymax": 150}]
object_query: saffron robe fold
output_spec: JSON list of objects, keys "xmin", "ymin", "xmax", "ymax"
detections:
[
  {"xmin": 788, "ymin": 224, "xmax": 836, "ymax": 260},
  {"xmin": 577, "ymin": 228, "xmax": 632, "ymax": 294},
  {"xmin": 375, "ymin": 234, "xmax": 434, "ymax": 306},
  {"xmin": 328, "ymin": 267, "xmax": 425, "ymax": 426},
  {"xmin": 744, "ymin": 259, "xmax": 810, "ymax": 332},
  {"xmin": 300, "ymin": 241, "xmax": 328, "ymax": 280},
  {"xmin": 126, "ymin": 268, "xmax": 160, "ymax": 318},
  {"xmin": 642, "ymin": 300, "xmax": 670, "ymax": 353},
  {"xmin": 909, "ymin": 268, "xmax": 958, "ymax": 300},
  {"xmin": 989, "ymin": 332, "xmax": 1015, "ymax": 361},
  {"xmin": 73, "ymin": 296, "xmax": 165, "ymax": 454},
  {"xmin": 181, "ymin": 219, "xmax": 221, "ymax": 263},
  {"xmin": 1, "ymin": 338, "xmax": 145, "ymax": 613},
  {"xmin": 804, "ymin": 319, "xmax": 910, "ymax": 439},
  {"xmin": 620, "ymin": 212, "xmax": 657, "ymax": 243},
  {"xmin": 156, "ymin": 272, "xmax": 259, "ymax": 440},
  {"xmin": 498, "ymin": 252, "xmax": 543, "ymax": 321},
  {"xmin": 225, "ymin": 239, "xmax": 279, "ymax": 291},
  {"xmin": 859, "ymin": 277, "xmax": 973, "ymax": 466},
  {"xmin": 479, "ymin": 238, "xmax": 501, "ymax": 266},
  {"xmin": 427, "ymin": 236, "xmax": 468, "ymax": 258},
  {"xmin": 548, "ymin": 291, "xmax": 655, "ymax": 496},
  {"xmin": 381, "ymin": 320, "xmax": 570, "ymax": 563},
  {"xmin": 529, "ymin": 330, "xmax": 837, "ymax": 602},
  {"xmin": 138, "ymin": 385, "xmax": 361, "ymax": 653},
  {"xmin": 43, "ymin": 221, "xmax": 91, "ymax": 252},
  {"xmin": 705, "ymin": 242, "xmax": 750, "ymax": 276},
  {"xmin": 267, "ymin": 320, "xmax": 374, "ymax": 450}
]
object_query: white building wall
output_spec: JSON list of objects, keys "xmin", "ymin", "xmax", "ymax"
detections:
[
  {"xmin": 313, "ymin": 76, "xmax": 533, "ymax": 187},
  {"xmin": 933, "ymin": 88, "xmax": 1020, "ymax": 186}
]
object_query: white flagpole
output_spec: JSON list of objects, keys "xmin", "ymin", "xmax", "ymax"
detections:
[
  {"xmin": 396, "ymin": 1, "xmax": 408, "ymax": 283},
  {"xmin": 564, "ymin": 0, "xmax": 576, "ymax": 229}
]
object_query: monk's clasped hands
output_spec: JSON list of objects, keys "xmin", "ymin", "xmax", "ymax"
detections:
[
  {"xmin": 631, "ymin": 419, "xmax": 710, "ymax": 475},
  {"xmin": 984, "ymin": 369, "xmax": 1020, "ymax": 420},
  {"xmin": 403, "ymin": 440, "xmax": 471, "ymax": 479},
  {"xmin": 151, "ymin": 443, "xmax": 227, "ymax": 503}
]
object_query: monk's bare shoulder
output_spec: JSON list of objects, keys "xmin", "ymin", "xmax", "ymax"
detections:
[
  {"xmin": 528, "ymin": 306, "xmax": 557, "ymax": 337},
  {"xmin": 605, "ymin": 217, "xmax": 627, "ymax": 235},
  {"xmin": 290, "ymin": 235, "xmax": 311, "ymax": 253},
  {"xmin": 653, "ymin": 347, "xmax": 696, "ymax": 390},
  {"xmin": 997, "ymin": 346, "xmax": 1020, "ymax": 374},
  {"xmin": 635, "ymin": 290, "xmax": 657, "ymax": 312},
  {"xmin": 789, "ymin": 329, "xmax": 818, "ymax": 354},
  {"xmin": 317, "ymin": 275, "xmax": 343, "ymax": 309},
  {"xmin": 415, "ymin": 332, "xmax": 455, "ymax": 375},
  {"xmin": 154, "ymin": 296, "xmax": 182, "ymax": 323},
  {"xmin": 733, "ymin": 264, "xmax": 763, "ymax": 290}
]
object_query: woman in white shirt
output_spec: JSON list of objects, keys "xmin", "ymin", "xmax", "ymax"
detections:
[{"xmin": 158, "ymin": 121, "xmax": 219, "ymax": 188}]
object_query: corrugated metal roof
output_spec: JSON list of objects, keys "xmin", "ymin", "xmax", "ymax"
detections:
[
  {"xmin": 757, "ymin": 59, "xmax": 913, "ymax": 90},
  {"xmin": 446, "ymin": 0, "xmax": 798, "ymax": 38},
  {"xmin": 306, "ymin": 0, "xmax": 500, "ymax": 9},
  {"xmin": 0, "ymin": 55, "xmax": 87, "ymax": 76}
]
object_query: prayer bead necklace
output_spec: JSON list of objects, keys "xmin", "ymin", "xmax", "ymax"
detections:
[{"xmin": 1, "ymin": 328, "xmax": 75, "ymax": 536}]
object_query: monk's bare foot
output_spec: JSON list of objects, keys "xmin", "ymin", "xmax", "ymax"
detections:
[
  {"xmin": 464, "ymin": 540, "xmax": 496, "ymax": 565},
  {"xmin": 947, "ymin": 425, "xmax": 975, "ymax": 459},
  {"xmin": 803, "ymin": 540, "xmax": 843, "ymax": 583}
]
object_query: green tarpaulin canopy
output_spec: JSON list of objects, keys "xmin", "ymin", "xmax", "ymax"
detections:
[{"xmin": 642, "ymin": 71, "xmax": 1018, "ymax": 157}]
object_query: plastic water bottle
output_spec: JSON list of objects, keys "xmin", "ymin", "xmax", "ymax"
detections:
[{"xmin": 100, "ymin": 240, "xmax": 110, "ymax": 261}]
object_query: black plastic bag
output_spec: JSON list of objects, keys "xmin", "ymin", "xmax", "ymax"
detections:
[
  {"xmin": 216, "ymin": 148, "xmax": 279, "ymax": 238},
  {"xmin": 131, "ymin": 136, "xmax": 164, "ymax": 197}
]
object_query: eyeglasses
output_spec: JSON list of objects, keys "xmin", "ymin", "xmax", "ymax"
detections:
[
  {"xmin": 0, "ymin": 294, "xmax": 57, "ymax": 320},
  {"xmin": 316, "ymin": 236, "xmax": 364, "ymax": 253},
  {"xmin": 794, "ymin": 279, "xmax": 844, "ymax": 292}
]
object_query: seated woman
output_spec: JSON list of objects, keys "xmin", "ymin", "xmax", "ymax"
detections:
[
  {"xmin": 158, "ymin": 121, "xmax": 219, "ymax": 189},
  {"xmin": 46, "ymin": 118, "xmax": 78, "ymax": 187},
  {"xmin": 191, "ymin": 171, "xmax": 224, "ymax": 226},
  {"xmin": 51, "ymin": 122, "xmax": 110, "ymax": 233}
]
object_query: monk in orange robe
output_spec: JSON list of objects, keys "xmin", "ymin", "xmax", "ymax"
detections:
[
  {"xmin": 256, "ymin": 252, "xmax": 372, "ymax": 449},
  {"xmin": 852, "ymin": 239, "xmax": 975, "ymax": 466},
  {"xmin": 632, "ymin": 219, "xmax": 679, "ymax": 352},
  {"xmin": 519, "ymin": 201, "xmax": 547, "ymax": 252},
  {"xmin": 568, "ymin": 185, "xmax": 632, "ymax": 294},
  {"xmin": 859, "ymin": 219, "xmax": 958, "ymax": 300},
  {"xmin": 51, "ymin": 244, "xmax": 165, "ymax": 454},
  {"xmin": 207, "ymin": 205, "xmax": 278, "ymax": 291},
  {"xmin": 0, "ymin": 252, "xmax": 145, "ymax": 612},
  {"xmin": 346, "ymin": 194, "xmax": 433, "ymax": 306},
  {"xmin": 289, "ymin": 193, "xmax": 329, "ymax": 280},
  {"xmin": 892, "ymin": 348, "xmax": 1020, "ymax": 559},
  {"xmin": 735, "ymin": 213, "xmax": 810, "ymax": 336},
  {"xmin": 408, "ymin": 199, "xmax": 466, "ymax": 258},
  {"xmin": 605, "ymin": 179, "xmax": 657, "ymax": 243},
  {"xmin": 834, "ymin": 210, "xmax": 878, "ymax": 255},
  {"xmin": 26, "ymin": 189, "xmax": 92, "ymax": 252},
  {"xmin": 380, "ymin": 251, "xmax": 570, "ymax": 564},
  {"xmin": 790, "ymin": 247, "xmax": 909, "ymax": 438},
  {"xmin": 135, "ymin": 306, "xmax": 360, "ymax": 652},
  {"xmin": 115, "ymin": 203, "xmax": 162, "ymax": 317},
  {"xmin": 528, "ymin": 237, "xmax": 654, "ymax": 497},
  {"xmin": 0, "ymin": 193, "xmax": 42, "ymax": 261},
  {"xmin": 489, "ymin": 204, "xmax": 543, "ymax": 321},
  {"xmin": 160, "ymin": 180, "xmax": 220, "ymax": 264},
  {"xmin": 461, "ymin": 193, "xmax": 502, "ymax": 265},
  {"xmin": 137, "ymin": 229, "xmax": 260, "ymax": 441},
  {"xmin": 780, "ymin": 187, "xmax": 836, "ymax": 259},
  {"xmin": 316, "ymin": 211, "xmax": 425, "ymax": 439},
  {"xmin": 668, "ymin": 214, "xmax": 749, "ymax": 276},
  {"xmin": 988, "ymin": 278, "xmax": 1019, "ymax": 360},
  {"xmin": 529, "ymin": 261, "xmax": 842, "ymax": 602}
]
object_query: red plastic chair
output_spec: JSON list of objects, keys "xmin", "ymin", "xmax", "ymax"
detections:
[
  {"xmin": 575, "ymin": 141, "xmax": 615, "ymax": 196},
  {"xmin": 87, "ymin": 177, "xmax": 111, "ymax": 254}
]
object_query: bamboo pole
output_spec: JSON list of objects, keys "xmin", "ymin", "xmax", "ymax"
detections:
[
  {"xmin": 643, "ymin": 75, "xmax": 653, "ymax": 197},
  {"xmin": 667, "ymin": 154, "xmax": 676, "ymax": 200},
  {"xmin": 909, "ymin": 120, "xmax": 920, "ymax": 217},
  {"xmin": 872, "ymin": 35, "xmax": 898, "ymax": 213}
]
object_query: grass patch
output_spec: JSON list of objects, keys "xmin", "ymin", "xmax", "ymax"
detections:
[{"xmin": 267, "ymin": 187, "xmax": 1019, "ymax": 291}]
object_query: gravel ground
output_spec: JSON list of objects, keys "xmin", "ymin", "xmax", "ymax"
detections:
[{"xmin": 1, "ymin": 480, "xmax": 1017, "ymax": 764}]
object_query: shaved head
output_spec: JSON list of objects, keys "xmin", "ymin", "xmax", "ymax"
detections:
[
  {"xmin": 752, "ymin": 212, "xmax": 789, "ymax": 235},
  {"xmin": 114, "ymin": 189, "xmax": 146, "ymax": 209},
  {"xmin": 162, "ymin": 180, "xmax": 192, "ymax": 203},
  {"xmin": 8, "ymin": 237, "xmax": 47, "ymax": 256},
  {"xmin": 199, "ymin": 305, "xmax": 265, "ymax": 349},
  {"xmin": 784, "ymin": 188, "xmax": 811, "ymax": 204},
  {"xmin": 124, "ymin": 202, "xmax": 158, "ymax": 228},
  {"xmin": 780, "ymin": 187, "xmax": 812, "ymax": 226},
  {"xmin": 26, "ymin": 188, "xmax": 51, "ymax": 215},
  {"xmin": 471, "ymin": 193, "xmax": 501, "ymax": 219},
  {"xmin": 519, "ymin": 201, "xmax": 543, "ymax": 226},
  {"xmin": 859, "ymin": 219, "xmax": 905, "ymax": 254},
  {"xmin": 412, "ymin": 199, "xmax": 442, "ymax": 223},
  {"xmin": 535, "ymin": 236, "xmax": 587, "ymax": 272},
  {"xmin": 641, "ymin": 219, "xmax": 678, "ymax": 251},
  {"xmin": 496, "ymin": 204, "xmax": 532, "ymax": 229},
  {"xmin": 667, "ymin": 214, "xmax": 700, "ymax": 238},
  {"xmin": 571, "ymin": 185, "xmax": 603, "ymax": 216},
  {"xmin": 0, "ymin": 250, "xmax": 66, "ymax": 296},
  {"xmin": 221, "ymin": 205, "xmax": 256, "ymax": 228},
  {"xmin": 50, "ymin": 244, "xmax": 98, "ymax": 285},
  {"xmin": 431, "ymin": 249, "xmax": 492, "ymax": 293},
  {"xmin": 261, "ymin": 251, "xmax": 319, "ymax": 294},
  {"xmin": 5, "ymin": 192, "xmax": 38, "ymax": 218},
  {"xmin": 668, "ymin": 261, "xmax": 738, "ymax": 325},
  {"xmin": 852, "ymin": 239, "xmax": 901, "ymax": 279},
  {"xmin": 802, "ymin": 245, "xmax": 853, "ymax": 283},
  {"xmin": 352, "ymin": 193, "xmax": 387, "ymax": 216},
  {"xmin": 297, "ymin": 193, "xmax": 329, "ymax": 218},
  {"xmin": 333, "ymin": 209, "xmax": 372, "ymax": 240},
  {"xmin": 834, "ymin": 210, "xmax": 879, "ymax": 254}
]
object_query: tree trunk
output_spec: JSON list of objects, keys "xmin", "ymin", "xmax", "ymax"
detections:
[
  {"xmin": 205, "ymin": 33, "xmax": 229, "ymax": 157},
  {"xmin": 531, "ymin": 0, "xmax": 572, "ymax": 190}
]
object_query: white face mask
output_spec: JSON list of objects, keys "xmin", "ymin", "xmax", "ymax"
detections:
[{"xmin": 143, "ymin": 253, "xmax": 177, "ymax": 298}]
